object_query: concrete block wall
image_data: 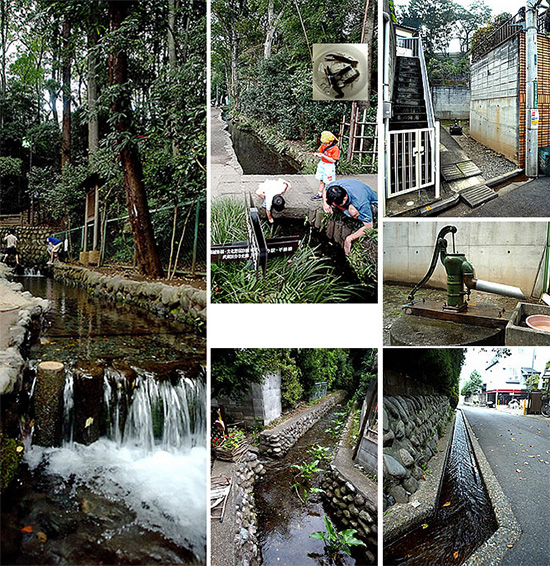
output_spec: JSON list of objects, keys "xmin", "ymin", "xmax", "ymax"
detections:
[
  {"xmin": 470, "ymin": 37, "xmax": 520, "ymax": 162},
  {"xmin": 383, "ymin": 221, "xmax": 547, "ymax": 297},
  {"xmin": 432, "ymin": 86, "xmax": 470, "ymax": 120},
  {"xmin": 356, "ymin": 433, "xmax": 377, "ymax": 473},
  {"xmin": 383, "ymin": 395, "xmax": 452, "ymax": 507},
  {"xmin": 260, "ymin": 392, "xmax": 345, "ymax": 458},
  {"xmin": 251, "ymin": 372, "xmax": 281, "ymax": 425}
]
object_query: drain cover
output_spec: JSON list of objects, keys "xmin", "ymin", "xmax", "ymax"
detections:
[{"xmin": 460, "ymin": 184, "xmax": 497, "ymax": 207}]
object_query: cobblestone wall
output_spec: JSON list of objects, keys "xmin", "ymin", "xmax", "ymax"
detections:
[
  {"xmin": 383, "ymin": 395, "xmax": 452, "ymax": 507},
  {"xmin": 259, "ymin": 392, "xmax": 345, "ymax": 458},
  {"xmin": 53, "ymin": 264, "xmax": 206, "ymax": 327},
  {"xmin": 1, "ymin": 226, "xmax": 54, "ymax": 266}
]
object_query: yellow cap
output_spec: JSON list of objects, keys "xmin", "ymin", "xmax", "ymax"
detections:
[{"xmin": 320, "ymin": 131, "xmax": 337, "ymax": 143}]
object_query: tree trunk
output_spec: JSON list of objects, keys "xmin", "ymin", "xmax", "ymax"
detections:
[
  {"xmin": 61, "ymin": 14, "xmax": 71, "ymax": 169},
  {"xmin": 263, "ymin": 0, "xmax": 284, "ymax": 59},
  {"xmin": 108, "ymin": 0, "xmax": 163, "ymax": 277},
  {"xmin": 88, "ymin": 4, "xmax": 99, "ymax": 161},
  {"xmin": 167, "ymin": 0, "xmax": 177, "ymax": 65}
]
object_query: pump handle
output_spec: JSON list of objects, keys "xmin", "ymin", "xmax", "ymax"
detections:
[{"xmin": 407, "ymin": 225, "xmax": 457, "ymax": 303}]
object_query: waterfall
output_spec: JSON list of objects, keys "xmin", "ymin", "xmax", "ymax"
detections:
[{"xmin": 62, "ymin": 370, "xmax": 74, "ymax": 446}]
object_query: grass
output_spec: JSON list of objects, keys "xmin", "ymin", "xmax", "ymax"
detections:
[{"xmin": 211, "ymin": 197, "xmax": 363, "ymax": 303}]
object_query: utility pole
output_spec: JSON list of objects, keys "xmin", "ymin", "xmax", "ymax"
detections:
[{"xmin": 525, "ymin": 1, "xmax": 544, "ymax": 177}]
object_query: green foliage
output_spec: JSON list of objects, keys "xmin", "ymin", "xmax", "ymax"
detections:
[
  {"xmin": 0, "ymin": 434, "xmax": 24, "ymax": 493},
  {"xmin": 291, "ymin": 459, "xmax": 322, "ymax": 482},
  {"xmin": 310, "ymin": 515, "xmax": 366, "ymax": 558},
  {"xmin": 308, "ymin": 443, "xmax": 332, "ymax": 463},
  {"xmin": 525, "ymin": 373, "xmax": 540, "ymax": 391},
  {"xmin": 279, "ymin": 351, "xmax": 304, "ymax": 410},
  {"xmin": 346, "ymin": 228, "xmax": 377, "ymax": 288},
  {"xmin": 461, "ymin": 369, "xmax": 483, "ymax": 396},
  {"xmin": 471, "ymin": 12, "xmax": 512, "ymax": 61},
  {"xmin": 385, "ymin": 349, "xmax": 465, "ymax": 408},
  {"xmin": 0, "ymin": 157, "xmax": 23, "ymax": 177},
  {"xmin": 211, "ymin": 198, "xmax": 362, "ymax": 304}
]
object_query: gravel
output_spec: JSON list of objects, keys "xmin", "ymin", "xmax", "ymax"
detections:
[{"xmin": 443, "ymin": 123, "xmax": 519, "ymax": 181}]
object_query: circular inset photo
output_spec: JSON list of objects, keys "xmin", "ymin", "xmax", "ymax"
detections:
[{"xmin": 312, "ymin": 43, "xmax": 369, "ymax": 101}]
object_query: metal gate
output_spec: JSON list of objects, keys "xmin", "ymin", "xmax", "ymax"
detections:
[{"xmin": 387, "ymin": 126, "xmax": 439, "ymax": 198}]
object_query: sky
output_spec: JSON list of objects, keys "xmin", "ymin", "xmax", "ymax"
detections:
[
  {"xmin": 394, "ymin": 0, "xmax": 535, "ymax": 17},
  {"xmin": 459, "ymin": 348, "xmax": 550, "ymax": 389}
]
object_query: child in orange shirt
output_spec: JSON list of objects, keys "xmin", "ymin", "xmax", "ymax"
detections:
[{"xmin": 311, "ymin": 131, "xmax": 340, "ymax": 201}]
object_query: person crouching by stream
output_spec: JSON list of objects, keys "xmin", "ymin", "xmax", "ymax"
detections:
[
  {"xmin": 2, "ymin": 229, "xmax": 20, "ymax": 265},
  {"xmin": 255, "ymin": 178, "xmax": 291, "ymax": 223},
  {"xmin": 325, "ymin": 179, "xmax": 377, "ymax": 256},
  {"xmin": 46, "ymin": 236, "xmax": 63, "ymax": 264},
  {"xmin": 311, "ymin": 130, "xmax": 340, "ymax": 200}
]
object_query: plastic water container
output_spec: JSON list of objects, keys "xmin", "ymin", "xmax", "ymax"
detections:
[{"xmin": 539, "ymin": 146, "xmax": 550, "ymax": 176}]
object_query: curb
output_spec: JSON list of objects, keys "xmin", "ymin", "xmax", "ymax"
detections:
[{"xmin": 462, "ymin": 410, "xmax": 522, "ymax": 565}]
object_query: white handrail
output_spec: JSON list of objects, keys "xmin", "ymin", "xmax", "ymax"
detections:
[{"xmin": 417, "ymin": 35, "xmax": 435, "ymax": 129}]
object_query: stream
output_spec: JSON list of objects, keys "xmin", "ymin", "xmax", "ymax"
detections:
[
  {"xmin": 0, "ymin": 276, "xmax": 207, "ymax": 565},
  {"xmin": 384, "ymin": 410, "xmax": 497, "ymax": 564},
  {"xmin": 226, "ymin": 118, "xmax": 301, "ymax": 175},
  {"xmin": 256, "ymin": 403, "xmax": 369, "ymax": 565}
]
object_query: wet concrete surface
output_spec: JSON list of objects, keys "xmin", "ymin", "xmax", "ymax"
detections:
[{"xmin": 462, "ymin": 407, "xmax": 550, "ymax": 566}]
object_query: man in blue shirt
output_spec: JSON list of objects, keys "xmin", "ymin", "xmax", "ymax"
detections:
[
  {"xmin": 324, "ymin": 179, "xmax": 377, "ymax": 255},
  {"xmin": 46, "ymin": 236, "xmax": 63, "ymax": 264}
]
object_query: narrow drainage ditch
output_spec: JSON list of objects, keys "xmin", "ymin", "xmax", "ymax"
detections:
[
  {"xmin": 225, "ymin": 117, "xmax": 301, "ymax": 175},
  {"xmin": 1, "ymin": 276, "xmax": 207, "ymax": 565},
  {"xmin": 384, "ymin": 410, "xmax": 497, "ymax": 565},
  {"xmin": 256, "ymin": 403, "xmax": 370, "ymax": 565}
]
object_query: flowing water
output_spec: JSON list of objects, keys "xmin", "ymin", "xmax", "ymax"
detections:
[
  {"xmin": 226, "ymin": 119, "xmax": 301, "ymax": 175},
  {"xmin": 256, "ymin": 404, "xmax": 372, "ymax": 566},
  {"xmin": 384, "ymin": 411, "xmax": 497, "ymax": 565},
  {"xmin": 1, "ymin": 277, "xmax": 207, "ymax": 565}
]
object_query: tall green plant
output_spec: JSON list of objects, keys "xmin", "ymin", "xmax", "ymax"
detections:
[{"xmin": 310, "ymin": 515, "xmax": 366, "ymax": 558}]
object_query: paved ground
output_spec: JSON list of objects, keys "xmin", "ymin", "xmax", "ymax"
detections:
[
  {"xmin": 462, "ymin": 406, "xmax": 550, "ymax": 566},
  {"xmin": 210, "ymin": 107, "xmax": 377, "ymax": 218},
  {"xmin": 210, "ymin": 459, "xmax": 237, "ymax": 566}
]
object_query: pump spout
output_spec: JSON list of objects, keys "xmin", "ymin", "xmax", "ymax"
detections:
[{"xmin": 466, "ymin": 278, "xmax": 526, "ymax": 300}]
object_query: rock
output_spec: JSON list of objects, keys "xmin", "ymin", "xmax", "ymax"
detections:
[
  {"xmin": 394, "ymin": 420, "xmax": 405, "ymax": 440},
  {"xmin": 399, "ymin": 448, "xmax": 415, "ymax": 468},
  {"xmin": 403, "ymin": 476, "xmax": 419, "ymax": 493},
  {"xmin": 389, "ymin": 485, "xmax": 409, "ymax": 504},
  {"xmin": 383, "ymin": 430, "xmax": 395, "ymax": 446},
  {"xmin": 384, "ymin": 454, "xmax": 407, "ymax": 478}
]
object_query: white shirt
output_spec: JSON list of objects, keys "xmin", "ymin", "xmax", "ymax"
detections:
[
  {"xmin": 258, "ymin": 179, "xmax": 287, "ymax": 211},
  {"xmin": 4, "ymin": 234, "xmax": 17, "ymax": 247}
]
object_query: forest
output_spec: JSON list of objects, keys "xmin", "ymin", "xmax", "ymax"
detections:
[
  {"xmin": 0, "ymin": 0, "xmax": 206, "ymax": 276},
  {"xmin": 211, "ymin": 0, "xmax": 377, "ymax": 172}
]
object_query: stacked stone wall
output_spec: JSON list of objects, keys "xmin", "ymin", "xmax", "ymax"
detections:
[
  {"xmin": 232, "ymin": 451, "xmax": 265, "ymax": 566},
  {"xmin": 53, "ymin": 264, "xmax": 206, "ymax": 327},
  {"xmin": 259, "ymin": 392, "xmax": 345, "ymax": 458},
  {"xmin": 383, "ymin": 395, "xmax": 452, "ymax": 507},
  {"xmin": 1, "ymin": 226, "xmax": 54, "ymax": 266}
]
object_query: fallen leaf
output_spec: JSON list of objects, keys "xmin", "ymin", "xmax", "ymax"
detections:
[
  {"xmin": 443, "ymin": 501, "xmax": 451, "ymax": 507},
  {"xmin": 36, "ymin": 532, "xmax": 47, "ymax": 543},
  {"xmin": 16, "ymin": 446, "xmax": 24, "ymax": 453},
  {"xmin": 422, "ymin": 524, "xmax": 429, "ymax": 529},
  {"xmin": 519, "ymin": 477, "xmax": 526, "ymax": 481},
  {"xmin": 453, "ymin": 551, "xmax": 459, "ymax": 559},
  {"xmin": 507, "ymin": 544, "xmax": 514, "ymax": 548},
  {"xmin": 20, "ymin": 526, "xmax": 33, "ymax": 533},
  {"xmin": 85, "ymin": 417, "xmax": 94, "ymax": 428},
  {"xmin": 524, "ymin": 462, "xmax": 529, "ymax": 465},
  {"xmin": 516, "ymin": 469, "xmax": 521, "ymax": 473}
]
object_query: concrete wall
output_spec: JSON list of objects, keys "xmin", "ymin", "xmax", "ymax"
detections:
[
  {"xmin": 432, "ymin": 86, "xmax": 470, "ymax": 120},
  {"xmin": 383, "ymin": 221, "xmax": 547, "ymax": 296},
  {"xmin": 470, "ymin": 37, "xmax": 520, "ymax": 163},
  {"xmin": 216, "ymin": 371, "xmax": 282, "ymax": 426}
]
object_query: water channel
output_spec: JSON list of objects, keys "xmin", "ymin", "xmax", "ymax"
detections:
[
  {"xmin": 226, "ymin": 118, "xmax": 301, "ymax": 175},
  {"xmin": 1, "ymin": 276, "xmax": 207, "ymax": 565},
  {"xmin": 384, "ymin": 410, "xmax": 497, "ymax": 565},
  {"xmin": 256, "ymin": 403, "xmax": 371, "ymax": 565}
]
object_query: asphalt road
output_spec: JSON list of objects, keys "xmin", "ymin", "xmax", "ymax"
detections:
[
  {"xmin": 466, "ymin": 177, "xmax": 550, "ymax": 217},
  {"xmin": 462, "ymin": 406, "xmax": 550, "ymax": 566}
]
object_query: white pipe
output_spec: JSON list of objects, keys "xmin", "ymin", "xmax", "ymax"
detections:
[{"xmin": 473, "ymin": 279, "xmax": 526, "ymax": 300}]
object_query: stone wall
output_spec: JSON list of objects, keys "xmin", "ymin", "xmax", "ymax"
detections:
[
  {"xmin": 383, "ymin": 394, "xmax": 452, "ymax": 507},
  {"xmin": 432, "ymin": 86, "xmax": 470, "ymax": 120},
  {"xmin": 233, "ymin": 450, "xmax": 265, "ymax": 566},
  {"xmin": 321, "ymin": 410, "xmax": 378, "ymax": 564},
  {"xmin": 1, "ymin": 226, "xmax": 55, "ymax": 266},
  {"xmin": 215, "ymin": 372, "xmax": 282, "ymax": 426},
  {"xmin": 52, "ymin": 264, "xmax": 206, "ymax": 327},
  {"xmin": 470, "ymin": 37, "xmax": 520, "ymax": 163},
  {"xmin": 260, "ymin": 392, "xmax": 345, "ymax": 458}
]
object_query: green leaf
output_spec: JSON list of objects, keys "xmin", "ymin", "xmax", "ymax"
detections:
[{"xmin": 309, "ymin": 532, "xmax": 326, "ymax": 541}]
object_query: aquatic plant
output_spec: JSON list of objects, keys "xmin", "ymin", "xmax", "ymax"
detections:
[
  {"xmin": 310, "ymin": 515, "xmax": 366, "ymax": 558},
  {"xmin": 291, "ymin": 483, "xmax": 325, "ymax": 505},
  {"xmin": 307, "ymin": 443, "xmax": 332, "ymax": 462},
  {"xmin": 291, "ymin": 459, "xmax": 322, "ymax": 482},
  {"xmin": 211, "ymin": 198, "xmax": 363, "ymax": 304}
]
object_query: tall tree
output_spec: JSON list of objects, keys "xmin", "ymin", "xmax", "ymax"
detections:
[
  {"xmin": 61, "ymin": 11, "xmax": 71, "ymax": 168},
  {"xmin": 108, "ymin": 0, "xmax": 163, "ymax": 276}
]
